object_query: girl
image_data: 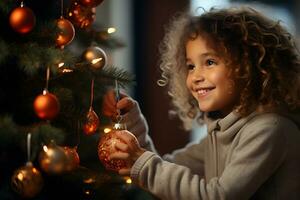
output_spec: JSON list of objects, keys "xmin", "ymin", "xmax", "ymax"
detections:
[{"xmin": 103, "ymin": 7, "xmax": 300, "ymax": 200}]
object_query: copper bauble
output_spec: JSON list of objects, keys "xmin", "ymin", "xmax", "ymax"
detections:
[
  {"xmin": 33, "ymin": 91, "xmax": 60, "ymax": 120},
  {"xmin": 39, "ymin": 143, "xmax": 67, "ymax": 174},
  {"xmin": 82, "ymin": 46, "xmax": 107, "ymax": 69},
  {"xmin": 78, "ymin": 0, "xmax": 104, "ymax": 7},
  {"xmin": 83, "ymin": 107, "xmax": 100, "ymax": 135},
  {"xmin": 56, "ymin": 17, "xmax": 75, "ymax": 48},
  {"xmin": 98, "ymin": 123, "xmax": 127, "ymax": 172},
  {"xmin": 11, "ymin": 162, "xmax": 43, "ymax": 198},
  {"xmin": 9, "ymin": 6, "xmax": 36, "ymax": 34},
  {"xmin": 68, "ymin": 2, "xmax": 96, "ymax": 28},
  {"xmin": 63, "ymin": 146, "xmax": 80, "ymax": 171}
]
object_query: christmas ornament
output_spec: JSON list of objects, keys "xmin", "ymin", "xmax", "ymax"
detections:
[
  {"xmin": 83, "ymin": 79, "xmax": 99, "ymax": 135},
  {"xmin": 11, "ymin": 133, "xmax": 43, "ymax": 198},
  {"xmin": 98, "ymin": 80, "xmax": 127, "ymax": 172},
  {"xmin": 68, "ymin": 2, "xmax": 96, "ymax": 28},
  {"xmin": 11, "ymin": 162, "xmax": 43, "ymax": 199},
  {"xmin": 97, "ymin": 122, "xmax": 128, "ymax": 172},
  {"xmin": 9, "ymin": 3, "xmax": 36, "ymax": 34},
  {"xmin": 33, "ymin": 89, "xmax": 60, "ymax": 120},
  {"xmin": 39, "ymin": 142, "xmax": 67, "ymax": 174},
  {"xmin": 78, "ymin": 0, "xmax": 104, "ymax": 7},
  {"xmin": 83, "ymin": 107, "xmax": 100, "ymax": 135},
  {"xmin": 63, "ymin": 146, "xmax": 80, "ymax": 171},
  {"xmin": 82, "ymin": 46, "xmax": 107, "ymax": 69},
  {"xmin": 56, "ymin": 17, "xmax": 75, "ymax": 48}
]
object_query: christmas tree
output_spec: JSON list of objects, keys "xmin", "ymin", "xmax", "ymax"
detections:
[{"xmin": 0, "ymin": 0, "xmax": 155, "ymax": 199}]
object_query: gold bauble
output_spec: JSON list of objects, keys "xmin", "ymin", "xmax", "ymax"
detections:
[
  {"xmin": 33, "ymin": 91, "xmax": 60, "ymax": 120},
  {"xmin": 56, "ymin": 17, "xmax": 75, "ymax": 48},
  {"xmin": 9, "ymin": 6, "xmax": 36, "ymax": 34},
  {"xmin": 39, "ymin": 143, "xmax": 67, "ymax": 174},
  {"xmin": 82, "ymin": 46, "xmax": 107, "ymax": 69},
  {"xmin": 11, "ymin": 162, "xmax": 43, "ymax": 198}
]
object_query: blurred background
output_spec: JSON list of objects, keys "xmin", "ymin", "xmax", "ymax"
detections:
[{"xmin": 96, "ymin": 0, "xmax": 299, "ymax": 155}]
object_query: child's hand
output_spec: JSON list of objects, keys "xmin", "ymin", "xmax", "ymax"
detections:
[
  {"xmin": 109, "ymin": 130, "xmax": 146, "ymax": 176},
  {"xmin": 102, "ymin": 90, "xmax": 135, "ymax": 119}
]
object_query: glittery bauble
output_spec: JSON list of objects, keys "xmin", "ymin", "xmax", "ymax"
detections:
[
  {"xmin": 83, "ymin": 107, "xmax": 100, "ymax": 135},
  {"xmin": 68, "ymin": 2, "xmax": 96, "ymax": 28},
  {"xmin": 56, "ymin": 17, "xmax": 75, "ymax": 48},
  {"xmin": 9, "ymin": 6, "xmax": 36, "ymax": 34},
  {"xmin": 33, "ymin": 91, "xmax": 60, "ymax": 120},
  {"xmin": 98, "ymin": 123, "xmax": 127, "ymax": 172},
  {"xmin": 82, "ymin": 46, "xmax": 107, "ymax": 69},
  {"xmin": 63, "ymin": 146, "xmax": 80, "ymax": 171},
  {"xmin": 78, "ymin": 0, "xmax": 104, "ymax": 7},
  {"xmin": 39, "ymin": 143, "xmax": 67, "ymax": 174},
  {"xmin": 11, "ymin": 162, "xmax": 43, "ymax": 198}
]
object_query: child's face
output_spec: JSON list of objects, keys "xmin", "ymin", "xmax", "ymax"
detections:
[{"xmin": 185, "ymin": 35, "xmax": 239, "ymax": 116}]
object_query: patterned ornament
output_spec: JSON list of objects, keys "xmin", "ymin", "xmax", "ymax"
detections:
[
  {"xmin": 11, "ymin": 162, "xmax": 43, "ymax": 198},
  {"xmin": 56, "ymin": 17, "xmax": 75, "ymax": 48},
  {"xmin": 68, "ymin": 2, "xmax": 96, "ymax": 28},
  {"xmin": 9, "ymin": 4, "xmax": 36, "ymax": 34},
  {"xmin": 78, "ymin": 0, "xmax": 104, "ymax": 7},
  {"xmin": 82, "ymin": 46, "xmax": 107, "ymax": 69},
  {"xmin": 33, "ymin": 90, "xmax": 60, "ymax": 120},
  {"xmin": 83, "ymin": 107, "xmax": 100, "ymax": 135},
  {"xmin": 98, "ymin": 122, "xmax": 128, "ymax": 172},
  {"xmin": 39, "ymin": 143, "xmax": 67, "ymax": 174},
  {"xmin": 63, "ymin": 146, "xmax": 80, "ymax": 171}
]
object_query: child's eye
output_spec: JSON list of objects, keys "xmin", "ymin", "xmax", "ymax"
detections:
[
  {"xmin": 206, "ymin": 59, "xmax": 216, "ymax": 66},
  {"xmin": 187, "ymin": 64, "xmax": 195, "ymax": 70}
]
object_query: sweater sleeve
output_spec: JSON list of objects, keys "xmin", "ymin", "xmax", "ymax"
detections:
[
  {"xmin": 130, "ymin": 116, "xmax": 288, "ymax": 200},
  {"xmin": 122, "ymin": 100, "xmax": 156, "ymax": 152}
]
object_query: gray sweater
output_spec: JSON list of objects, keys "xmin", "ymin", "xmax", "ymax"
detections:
[{"xmin": 123, "ymin": 102, "xmax": 300, "ymax": 200}]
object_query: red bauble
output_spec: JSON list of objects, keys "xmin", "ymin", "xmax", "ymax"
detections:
[
  {"xmin": 33, "ymin": 91, "xmax": 60, "ymax": 120},
  {"xmin": 98, "ymin": 124, "xmax": 128, "ymax": 172},
  {"xmin": 78, "ymin": 0, "xmax": 104, "ymax": 7},
  {"xmin": 83, "ymin": 107, "xmax": 100, "ymax": 135},
  {"xmin": 9, "ymin": 6, "xmax": 36, "ymax": 34},
  {"xmin": 56, "ymin": 17, "xmax": 75, "ymax": 48},
  {"xmin": 68, "ymin": 2, "xmax": 96, "ymax": 28}
]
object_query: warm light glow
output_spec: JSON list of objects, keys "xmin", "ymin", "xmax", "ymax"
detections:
[
  {"xmin": 85, "ymin": 190, "xmax": 90, "ymax": 195},
  {"xmin": 43, "ymin": 145, "xmax": 48, "ymax": 152},
  {"xmin": 91, "ymin": 58, "xmax": 102, "ymax": 64},
  {"xmin": 107, "ymin": 27, "xmax": 116, "ymax": 34},
  {"xmin": 125, "ymin": 177, "xmax": 132, "ymax": 184},
  {"xmin": 58, "ymin": 62, "xmax": 65, "ymax": 68},
  {"xmin": 62, "ymin": 69, "xmax": 73, "ymax": 73},
  {"xmin": 103, "ymin": 127, "xmax": 112, "ymax": 133},
  {"xmin": 17, "ymin": 173, "xmax": 24, "ymax": 181},
  {"xmin": 84, "ymin": 177, "xmax": 96, "ymax": 184}
]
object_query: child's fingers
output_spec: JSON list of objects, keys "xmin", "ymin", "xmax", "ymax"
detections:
[
  {"xmin": 118, "ymin": 168, "xmax": 131, "ymax": 176},
  {"xmin": 117, "ymin": 97, "xmax": 135, "ymax": 112},
  {"xmin": 115, "ymin": 142, "xmax": 129, "ymax": 152},
  {"xmin": 109, "ymin": 151, "xmax": 129, "ymax": 160},
  {"xmin": 115, "ymin": 131, "xmax": 139, "ymax": 147}
]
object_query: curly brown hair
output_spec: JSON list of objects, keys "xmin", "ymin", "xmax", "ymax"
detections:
[{"xmin": 158, "ymin": 7, "xmax": 300, "ymax": 130}]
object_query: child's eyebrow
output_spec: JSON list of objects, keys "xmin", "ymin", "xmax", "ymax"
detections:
[{"xmin": 200, "ymin": 52, "xmax": 219, "ymax": 58}]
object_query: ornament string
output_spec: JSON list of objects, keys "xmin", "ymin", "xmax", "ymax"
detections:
[
  {"xmin": 27, "ymin": 133, "xmax": 32, "ymax": 163},
  {"xmin": 89, "ymin": 78, "xmax": 95, "ymax": 109},
  {"xmin": 43, "ymin": 66, "xmax": 50, "ymax": 94},
  {"xmin": 115, "ymin": 80, "xmax": 122, "ymax": 123},
  {"xmin": 60, "ymin": 0, "xmax": 64, "ymax": 17},
  {"xmin": 20, "ymin": 1, "xmax": 24, "ymax": 7}
]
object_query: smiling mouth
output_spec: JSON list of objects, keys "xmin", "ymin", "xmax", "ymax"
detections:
[{"xmin": 196, "ymin": 88, "xmax": 214, "ymax": 98}]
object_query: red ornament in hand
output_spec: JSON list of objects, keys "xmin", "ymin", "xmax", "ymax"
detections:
[
  {"xmin": 33, "ymin": 90, "xmax": 60, "ymax": 120},
  {"xmin": 98, "ymin": 123, "xmax": 127, "ymax": 172},
  {"xmin": 9, "ymin": 5, "xmax": 36, "ymax": 34}
]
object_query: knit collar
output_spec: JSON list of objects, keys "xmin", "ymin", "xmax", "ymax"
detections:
[{"xmin": 204, "ymin": 111, "xmax": 240, "ymax": 134}]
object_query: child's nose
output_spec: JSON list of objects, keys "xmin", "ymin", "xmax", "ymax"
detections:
[{"xmin": 192, "ymin": 67, "xmax": 205, "ymax": 83}]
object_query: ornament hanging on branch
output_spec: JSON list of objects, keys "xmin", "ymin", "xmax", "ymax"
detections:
[
  {"xmin": 83, "ymin": 79, "xmax": 100, "ymax": 135},
  {"xmin": 78, "ymin": 0, "xmax": 104, "ymax": 7},
  {"xmin": 9, "ymin": 1, "xmax": 36, "ymax": 34},
  {"xmin": 98, "ymin": 80, "xmax": 128, "ymax": 172},
  {"xmin": 63, "ymin": 146, "xmax": 80, "ymax": 171},
  {"xmin": 56, "ymin": 17, "xmax": 75, "ymax": 49},
  {"xmin": 33, "ymin": 67, "xmax": 60, "ymax": 120},
  {"xmin": 82, "ymin": 46, "xmax": 107, "ymax": 69},
  {"xmin": 11, "ymin": 133, "xmax": 43, "ymax": 199},
  {"xmin": 39, "ymin": 142, "xmax": 67, "ymax": 174},
  {"xmin": 68, "ymin": 1, "xmax": 96, "ymax": 28}
]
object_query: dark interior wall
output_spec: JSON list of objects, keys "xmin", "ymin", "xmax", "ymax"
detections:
[{"xmin": 132, "ymin": 0, "xmax": 190, "ymax": 155}]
